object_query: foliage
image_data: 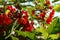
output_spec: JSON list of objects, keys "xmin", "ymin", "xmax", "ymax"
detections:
[{"xmin": 0, "ymin": 0, "xmax": 60, "ymax": 40}]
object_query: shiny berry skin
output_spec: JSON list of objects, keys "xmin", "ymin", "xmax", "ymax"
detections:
[
  {"xmin": 46, "ymin": 1, "xmax": 50, "ymax": 5},
  {"xmin": 47, "ymin": 9, "xmax": 55, "ymax": 24},
  {"xmin": 49, "ymin": 9, "xmax": 55, "ymax": 18},
  {"xmin": 23, "ymin": 22, "xmax": 34, "ymax": 32},
  {"xmin": 21, "ymin": 11, "xmax": 28, "ymax": 17},
  {"xmin": 1, "ymin": 14, "xmax": 12, "ymax": 25},
  {"xmin": 49, "ymin": 6, "xmax": 53, "ymax": 9},
  {"xmin": 4, "ymin": 16, "xmax": 12, "ymax": 25},
  {"xmin": 49, "ymin": 12, "xmax": 54, "ymax": 18},
  {"xmin": 40, "ymin": 13, "xmax": 44, "ymax": 19},
  {"xmin": 12, "ymin": 8, "xmax": 16, "ymax": 13},
  {"xmin": 2, "ymin": 14, "xmax": 12, "ymax": 25},
  {"xmin": 18, "ymin": 18, "xmax": 28, "ymax": 25},
  {"xmin": 51, "ymin": 9, "xmax": 55, "ymax": 13},
  {"xmin": 46, "ymin": 17, "xmax": 52, "ymax": 24},
  {"xmin": 18, "ymin": 11, "xmax": 28, "ymax": 25},
  {"xmin": 39, "ymin": 11, "xmax": 46, "ymax": 19},
  {"xmin": 7, "ymin": 5, "xmax": 17, "ymax": 13},
  {"xmin": 7, "ymin": 5, "xmax": 12, "ymax": 11}
]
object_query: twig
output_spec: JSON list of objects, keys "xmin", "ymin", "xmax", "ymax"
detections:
[{"xmin": 5, "ymin": 19, "xmax": 18, "ymax": 39}]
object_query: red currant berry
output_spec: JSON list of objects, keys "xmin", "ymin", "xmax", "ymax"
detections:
[{"xmin": 46, "ymin": 1, "xmax": 50, "ymax": 5}]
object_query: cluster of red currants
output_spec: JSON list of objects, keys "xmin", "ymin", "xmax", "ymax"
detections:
[
  {"xmin": 0, "ymin": 5, "xmax": 34, "ymax": 34},
  {"xmin": 46, "ymin": 9, "xmax": 55, "ymax": 24},
  {"xmin": 46, "ymin": 0, "xmax": 55, "ymax": 24},
  {"xmin": 32, "ymin": 0, "xmax": 55, "ymax": 24}
]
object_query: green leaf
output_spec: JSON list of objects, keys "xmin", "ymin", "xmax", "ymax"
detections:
[
  {"xmin": 47, "ymin": 17, "xmax": 58, "ymax": 33},
  {"xmin": 40, "ymin": 0, "xmax": 45, "ymax": 4},
  {"xmin": 8, "ymin": 0, "xmax": 16, "ymax": 2},
  {"xmin": 35, "ymin": 26, "xmax": 47, "ymax": 33},
  {"xmin": 42, "ymin": 32, "xmax": 48, "ymax": 39},
  {"xmin": 15, "ymin": 30, "xmax": 35, "ymax": 40},
  {"xmin": 38, "ymin": 0, "xmax": 46, "ymax": 10},
  {"xmin": 40, "ymin": 3, "xmax": 44, "ymax": 9},
  {"xmin": 49, "ymin": 34, "xmax": 59, "ymax": 39},
  {"xmin": 0, "ymin": 0, "xmax": 4, "ymax": 2},
  {"xmin": 25, "ymin": 32, "xmax": 35, "ymax": 40},
  {"xmin": 11, "ymin": 36, "xmax": 19, "ymax": 40},
  {"xmin": 53, "ymin": 4, "xmax": 60, "ymax": 12},
  {"xmin": 35, "ymin": 27, "xmax": 44, "ymax": 33},
  {"xmin": 27, "ymin": 7, "xmax": 36, "ymax": 19},
  {"xmin": 59, "ymin": 18, "xmax": 60, "ymax": 22},
  {"xmin": 52, "ymin": 0, "xmax": 60, "ymax": 3},
  {"xmin": 35, "ymin": 27, "xmax": 48, "ymax": 39}
]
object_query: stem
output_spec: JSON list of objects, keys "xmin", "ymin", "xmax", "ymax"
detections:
[
  {"xmin": 14, "ymin": 24, "xmax": 20, "ymax": 30},
  {"xmin": 5, "ymin": 19, "xmax": 18, "ymax": 39},
  {"xmin": 5, "ymin": 32, "xmax": 12, "ymax": 39},
  {"xmin": 11, "ymin": 19, "xmax": 18, "ymax": 32}
]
